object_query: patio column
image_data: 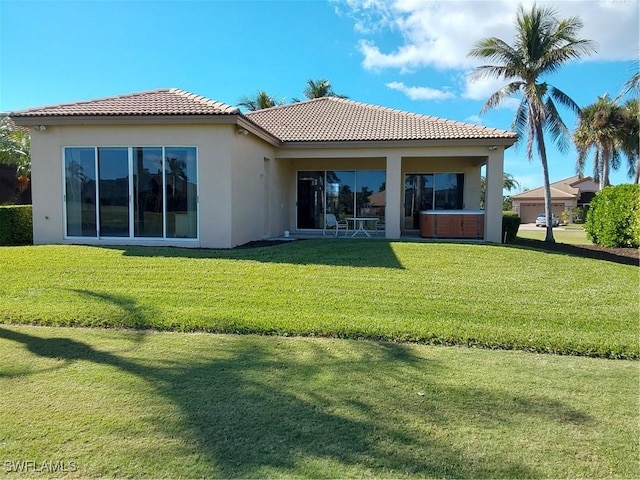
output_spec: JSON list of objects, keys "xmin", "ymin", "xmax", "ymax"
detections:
[
  {"xmin": 385, "ymin": 154, "xmax": 402, "ymax": 239},
  {"xmin": 485, "ymin": 148, "xmax": 504, "ymax": 243}
]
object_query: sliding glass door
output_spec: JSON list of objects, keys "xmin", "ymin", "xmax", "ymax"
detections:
[
  {"xmin": 133, "ymin": 147, "xmax": 163, "ymax": 237},
  {"xmin": 165, "ymin": 147, "xmax": 198, "ymax": 239},
  {"xmin": 297, "ymin": 170, "xmax": 386, "ymax": 229},
  {"xmin": 296, "ymin": 171, "xmax": 324, "ymax": 229},
  {"xmin": 64, "ymin": 146, "xmax": 198, "ymax": 240},
  {"xmin": 65, "ymin": 148, "xmax": 97, "ymax": 237},
  {"xmin": 98, "ymin": 148, "xmax": 129, "ymax": 237}
]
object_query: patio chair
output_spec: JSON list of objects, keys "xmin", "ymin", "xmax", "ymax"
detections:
[
  {"xmin": 323, "ymin": 213, "xmax": 349, "ymax": 237},
  {"xmin": 375, "ymin": 219, "xmax": 386, "ymax": 236}
]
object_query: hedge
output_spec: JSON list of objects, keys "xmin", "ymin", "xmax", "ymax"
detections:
[
  {"xmin": 585, "ymin": 184, "xmax": 640, "ymax": 248},
  {"xmin": 0, "ymin": 205, "xmax": 33, "ymax": 245},
  {"xmin": 502, "ymin": 211, "xmax": 520, "ymax": 243}
]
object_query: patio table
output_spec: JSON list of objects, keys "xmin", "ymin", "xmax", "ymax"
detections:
[{"xmin": 345, "ymin": 217, "xmax": 378, "ymax": 237}]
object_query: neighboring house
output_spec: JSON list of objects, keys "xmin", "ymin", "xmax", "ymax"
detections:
[
  {"xmin": 9, "ymin": 88, "xmax": 516, "ymax": 248},
  {"xmin": 511, "ymin": 175, "xmax": 599, "ymax": 223}
]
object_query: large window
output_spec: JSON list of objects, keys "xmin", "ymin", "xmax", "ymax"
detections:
[
  {"xmin": 404, "ymin": 173, "xmax": 464, "ymax": 229},
  {"xmin": 297, "ymin": 170, "xmax": 386, "ymax": 229},
  {"xmin": 64, "ymin": 146, "xmax": 198, "ymax": 239}
]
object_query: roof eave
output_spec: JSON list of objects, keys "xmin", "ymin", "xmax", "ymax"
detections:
[
  {"xmin": 277, "ymin": 137, "xmax": 517, "ymax": 149},
  {"xmin": 236, "ymin": 117, "xmax": 281, "ymax": 147},
  {"xmin": 9, "ymin": 114, "xmax": 240, "ymax": 126}
]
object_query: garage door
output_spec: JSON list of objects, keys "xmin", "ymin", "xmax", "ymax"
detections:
[
  {"xmin": 520, "ymin": 203, "xmax": 565, "ymax": 223},
  {"xmin": 519, "ymin": 203, "xmax": 542, "ymax": 223},
  {"xmin": 551, "ymin": 204, "xmax": 564, "ymax": 217}
]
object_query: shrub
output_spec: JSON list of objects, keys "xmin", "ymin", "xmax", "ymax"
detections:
[
  {"xmin": 502, "ymin": 211, "xmax": 520, "ymax": 243},
  {"xmin": 571, "ymin": 206, "xmax": 587, "ymax": 224},
  {"xmin": 585, "ymin": 184, "xmax": 640, "ymax": 248},
  {"xmin": 0, "ymin": 205, "xmax": 33, "ymax": 245}
]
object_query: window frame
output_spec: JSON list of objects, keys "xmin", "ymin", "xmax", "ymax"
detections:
[{"xmin": 62, "ymin": 145, "xmax": 199, "ymax": 241}]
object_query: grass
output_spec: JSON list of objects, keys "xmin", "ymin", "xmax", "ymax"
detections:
[
  {"xmin": 0, "ymin": 240, "xmax": 637, "ymax": 358},
  {"xmin": 0, "ymin": 325, "xmax": 637, "ymax": 479},
  {"xmin": 517, "ymin": 226, "xmax": 592, "ymax": 244}
]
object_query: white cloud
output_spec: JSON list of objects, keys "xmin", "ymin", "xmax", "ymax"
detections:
[
  {"xmin": 462, "ymin": 74, "xmax": 521, "ymax": 109},
  {"xmin": 339, "ymin": 0, "xmax": 639, "ymax": 72},
  {"xmin": 386, "ymin": 81, "xmax": 455, "ymax": 100},
  {"xmin": 464, "ymin": 114, "xmax": 484, "ymax": 125}
]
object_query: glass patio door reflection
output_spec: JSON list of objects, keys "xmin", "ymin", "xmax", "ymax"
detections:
[
  {"xmin": 296, "ymin": 172, "xmax": 324, "ymax": 229},
  {"xmin": 297, "ymin": 170, "xmax": 386, "ymax": 230},
  {"xmin": 64, "ymin": 146, "xmax": 198, "ymax": 240},
  {"xmin": 98, "ymin": 147, "xmax": 129, "ymax": 237}
]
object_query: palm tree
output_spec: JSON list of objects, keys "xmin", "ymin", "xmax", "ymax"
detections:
[
  {"xmin": 468, "ymin": 4, "xmax": 595, "ymax": 242},
  {"xmin": 300, "ymin": 78, "xmax": 347, "ymax": 100},
  {"xmin": 480, "ymin": 172, "xmax": 520, "ymax": 208},
  {"xmin": 621, "ymin": 61, "xmax": 639, "ymax": 95},
  {"xmin": 237, "ymin": 91, "xmax": 283, "ymax": 111},
  {"xmin": 621, "ymin": 98, "xmax": 639, "ymax": 183},
  {"xmin": 0, "ymin": 116, "xmax": 31, "ymax": 193},
  {"xmin": 573, "ymin": 94, "xmax": 631, "ymax": 189}
]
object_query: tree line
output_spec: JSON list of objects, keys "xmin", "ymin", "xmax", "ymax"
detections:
[{"xmin": 237, "ymin": 78, "xmax": 347, "ymax": 111}]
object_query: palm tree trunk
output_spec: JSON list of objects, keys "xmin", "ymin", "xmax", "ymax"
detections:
[
  {"xmin": 634, "ymin": 155, "xmax": 639, "ymax": 184},
  {"xmin": 536, "ymin": 124, "xmax": 555, "ymax": 243},
  {"xmin": 601, "ymin": 147, "xmax": 611, "ymax": 188}
]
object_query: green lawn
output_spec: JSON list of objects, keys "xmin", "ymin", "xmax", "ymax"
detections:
[
  {"xmin": 0, "ymin": 241, "xmax": 637, "ymax": 358},
  {"xmin": 1, "ymin": 325, "xmax": 637, "ymax": 479},
  {"xmin": 517, "ymin": 226, "xmax": 592, "ymax": 244}
]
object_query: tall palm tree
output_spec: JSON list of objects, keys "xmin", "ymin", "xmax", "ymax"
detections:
[
  {"xmin": 573, "ymin": 94, "xmax": 630, "ymax": 189},
  {"xmin": 237, "ymin": 90, "xmax": 283, "ymax": 111},
  {"xmin": 468, "ymin": 4, "xmax": 595, "ymax": 242},
  {"xmin": 302, "ymin": 78, "xmax": 347, "ymax": 100},
  {"xmin": 621, "ymin": 98, "xmax": 639, "ymax": 183}
]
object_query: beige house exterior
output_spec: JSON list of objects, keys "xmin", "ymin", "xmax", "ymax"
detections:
[
  {"xmin": 511, "ymin": 175, "xmax": 599, "ymax": 223},
  {"xmin": 9, "ymin": 89, "xmax": 516, "ymax": 248}
]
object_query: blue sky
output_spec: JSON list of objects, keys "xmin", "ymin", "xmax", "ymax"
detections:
[{"xmin": 1, "ymin": 0, "xmax": 638, "ymax": 190}]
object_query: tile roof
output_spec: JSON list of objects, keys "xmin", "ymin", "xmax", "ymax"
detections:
[
  {"xmin": 512, "ymin": 175, "xmax": 597, "ymax": 199},
  {"xmin": 0, "ymin": 114, "xmax": 29, "ymax": 133},
  {"xmin": 9, "ymin": 88, "xmax": 240, "ymax": 117},
  {"xmin": 246, "ymin": 97, "xmax": 517, "ymax": 142},
  {"xmin": 9, "ymin": 89, "xmax": 517, "ymax": 144}
]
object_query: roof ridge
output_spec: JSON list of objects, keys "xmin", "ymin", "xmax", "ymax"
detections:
[
  {"xmin": 169, "ymin": 88, "xmax": 239, "ymax": 113},
  {"xmin": 311, "ymin": 97, "xmax": 509, "ymax": 132},
  {"xmin": 245, "ymin": 97, "xmax": 324, "ymax": 114},
  {"xmin": 11, "ymin": 88, "xmax": 173, "ymax": 114},
  {"xmin": 247, "ymin": 96, "xmax": 510, "ymax": 133},
  {"xmin": 9, "ymin": 88, "xmax": 241, "ymax": 117}
]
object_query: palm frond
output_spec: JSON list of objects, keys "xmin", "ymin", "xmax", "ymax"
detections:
[
  {"xmin": 479, "ymin": 81, "xmax": 523, "ymax": 113},
  {"xmin": 543, "ymin": 97, "xmax": 571, "ymax": 153},
  {"xmin": 549, "ymin": 86, "xmax": 581, "ymax": 114}
]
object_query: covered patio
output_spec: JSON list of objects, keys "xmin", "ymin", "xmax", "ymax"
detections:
[{"xmin": 272, "ymin": 145, "xmax": 509, "ymax": 243}]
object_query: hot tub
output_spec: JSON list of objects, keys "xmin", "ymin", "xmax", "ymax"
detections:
[{"xmin": 419, "ymin": 210, "xmax": 484, "ymax": 239}]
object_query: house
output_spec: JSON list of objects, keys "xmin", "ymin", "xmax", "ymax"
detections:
[
  {"xmin": 8, "ymin": 88, "xmax": 516, "ymax": 248},
  {"xmin": 511, "ymin": 175, "xmax": 599, "ymax": 223}
]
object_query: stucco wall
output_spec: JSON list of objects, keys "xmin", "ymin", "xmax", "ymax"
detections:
[
  {"xmin": 30, "ymin": 125, "xmax": 506, "ymax": 246},
  {"xmin": 29, "ymin": 124, "xmax": 236, "ymax": 248},
  {"xmin": 230, "ymin": 133, "xmax": 279, "ymax": 246}
]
